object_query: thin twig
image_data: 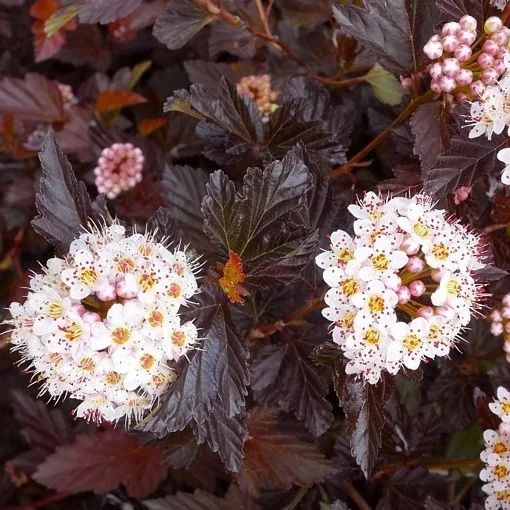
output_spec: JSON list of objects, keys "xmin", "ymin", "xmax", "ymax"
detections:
[
  {"xmin": 483, "ymin": 223, "xmax": 510, "ymax": 234},
  {"xmin": 328, "ymin": 90, "xmax": 437, "ymax": 179},
  {"xmin": 254, "ymin": 0, "xmax": 272, "ymax": 38},
  {"xmin": 340, "ymin": 482, "xmax": 372, "ymax": 510},
  {"xmin": 282, "ymin": 487, "xmax": 308, "ymax": 510}
]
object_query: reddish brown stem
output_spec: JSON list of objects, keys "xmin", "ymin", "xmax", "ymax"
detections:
[
  {"xmin": 4, "ymin": 492, "xmax": 71, "ymax": 510},
  {"xmin": 249, "ymin": 296, "xmax": 324, "ymax": 339},
  {"xmin": 328, "ymin": 90, "xmax": 437, "ymax": 179}
]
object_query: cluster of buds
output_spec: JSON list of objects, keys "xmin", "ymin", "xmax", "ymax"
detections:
[
  {"xmin": 424, "ymin": 15, "xmax": 510, "ymax": 100},
  {"xmin": 94, "ymin": 143, "xmax": 144, "ymax": 200},
  {"xmin": 6, "ymin": 223, "xmax": 199, "ymax": 424},
  {"xmin": 57, "ymin": 82, "xmax": 76, "ymax": 110},
  {"xmin": 236, "ymin": 74, "xmax": 279, "ymax": 118},
  {"xmin": 480, "ymin": 387, "xmax": 510, "ymax": 510},
  {"xmin": 316, "ymin": 192, "xmax": 486, "ymax": 384},
  {"xmin": 489, "ymin": 293, "xmax": 510, "ymax": 360}
]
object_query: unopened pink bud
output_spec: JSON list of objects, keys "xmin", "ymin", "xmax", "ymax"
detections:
[
  {"xmin": 478, "ymin": 52, "xmax": 495, "ymax": 68},
  {"xmin": 436, "ymin": 306, "xmax": 453, "ymax": 318},
  {"xmin": 491, "ymin": 310, "xmax": 503, "ymax": 322},
  {"xmin": 429, "ymin": 62, "xmax": 443, "ymax": 80},
  {"xmin": 417, "ymin": 306, "xmax": 434, "ymax": 318},
  {"xmin": 485, "ymin": 16, "xmax": 503, "ymax": 35},
  {"xmin": 454, "ymin": 44, "xmax": 472, "ymax": 62},
  {"xmin": 430, "ymin": 80, "xmax": 442, "ymax": 93},
  {"xmin": 503, "ymin": 306, "xmax": 510, "ymax": 319},
  {"xmin": 406, "ymin": 256, "xmax": 425, "ymax": 273},
  {"xmin": 453, "ymin": 185, "xmax": 472, "ymax": 204},
  {"xmin": 82, "ymin": 311, "xmax": 101, "ymax": 323},
  {"xmin": 400, "ymin": 76, "xmax": 414, "ymax": 91},
  {"xmin": 442, "ymin": 21, "xmax": 461, "ymax": 36},
  {"xmin": 492, "ymin": 322, "xmax": 504, "ymax": 335},
  {"xmin": 442, "ymin": 35, "xmax": 460, "ymax": 52},
  {"xmin": 482, "ymin": 67, "xmax": 499, "ymax": 84},
  {"xmin": 439, "ymin": 75, "xmax": 457, "ymax": 92},
  {"xmin": 409, "ymin": 280, "xmax": 426, "ymax": 297},
  {"xmin": 116, "ymin": 281, "xmax": 137, "ymax": 299},
  {"xmin": 492, "ymin": 30, "xmax": 508, "ymax": 46},
  {"xmin": 483, "ymin": 38, "xmax": 500, "ymax": 56},
  {"xmin": 72, "ymin": 304, "xmax": 86, "ymax": 316},
  {"xmin": 397, "ymin": 286, "xmax": 411, "ymax": 305},
  {"xmin": 442, "ymin": 57, "xmax": 461, "ymax": 77},
  {"xmin": 503, "ymin": 294, "xmax": 510, "ymax": 306},
  {"xmin": 431, "ymin": 268, "xmax": 444, "ymax": 282},
  {"xmin": 455, "ymin": 68, "xmax": 473, "ymax": 86},
  {"xmin": 459, "ymin": 15, "xmax": 477, "ymax": 32},
  {"xmin": 458, "ymin": 29, "xmax": 477, "ymax": 45},
  {"xmin": 470, "ymin": 80, "xmax": 486, "ymax": 96},
  {"xmin": 401, "ymin": 237, "xmax": 420, "ymax": 255},
  {"xmin": 494, "ymin": 58, "xmax": 507, "ymax": 75},
  {"xmin": 424, "ymin": 41, "xmax": 443, "ymax": 59}
]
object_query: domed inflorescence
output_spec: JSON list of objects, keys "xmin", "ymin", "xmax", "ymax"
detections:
[
  {"xmin": 423, "ymin": 15, "xmax": 510, "ymax": 101},
  {"xmin": 480, "ymin": 387, "xmax": 510, "ymax": 510},
  {"xmin": 236, "ymin": 74, "xmax": 279, "ymax": 118},
  {"xmin": 94, "ymin": 143, "xmax": 144, "ymax": 199},
  {"xmin": 6, "ymin": 223, "xmax": 199, "ymax": 425},
  {"xmin": 489, "ymin": 293, "xmax": 510, "ymax": 360},
  {"xmin": 316, "ymin": 192, "xmax": 486, "ymax": 384}
]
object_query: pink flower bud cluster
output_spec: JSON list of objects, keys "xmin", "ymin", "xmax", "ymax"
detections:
[
  {"xmin": 236, "ymin": 74, "xmax": 280, "ymax": 118},
  {"xmin": 316, "ymin": 192, "xmax": 486, "ymax": 384},
  {"xmin": 94, "ymin": 143, "xmax": 144, "ymax": 200},
  {"xmin": 480, "ymin": 387, "xmax": 510, "ymax": 509},
  {"xmin": 57, "ymin": 82, "xmax": 76, "ymax": 110},
  {"xmin": 424, "ymin": 15, "xmax": 510, "ymax": 99},
  {"xmin": 6, "ymin": 223, "xmax": 200, "ymax": 425},
  {"xmin": 489, "ymin": 293, "xmax": 510, "ymax": 361}
]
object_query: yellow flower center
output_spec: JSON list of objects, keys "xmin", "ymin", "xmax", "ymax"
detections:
[
  {"xmin": 116, "ymin": 257, "xmax": 136, "ymax": 273},
  {"xmin": 340, "ymin": 278, "xmax": 359, "ymax": 297},
  {"xmin": 167, "ymin": 282, "xmax": 182, "ymax": 298},
  {"xmin": 105, "ymin": 371, "xmax": 122, "ymax": 385},
  {"xmin": 502, "ymin": 401, "xmax": 510, "ymax": 415},
  {"xmin": 494, "ymin": 442, "xmax": 508, "ymax": 454},
  {"xmin": 497, "ymin": 489, "xmax": 510, "ymax": 502},
  {"xmin": 63, "ymin": 322, "xmax": 82, "ymax": 342},
  {"xmin": 428, "ymin": 324, "xmax": 441, "ymax": 341},
  {"xmin": 431, "ymin": 243, "xmax": 450, "ymax": 261},
  {"xmin": 446, "ymin": 278, "xmax": 461, "ymax": 295},
  {"xmin": 336, "ymin": 248, "xmax": 353, "ymax": 265},
  {"xmin": 151, "ymin": 373, "xmax": 168, "ymax": 387},
  {"xmin": 139, "ymin": 353, "xmax": 156, "ymax": 370},
  {"xmin": 112, "ymin": 327, "xmax": 130, "ymax": 345},
  {"xmin": 364, "ymin": 329, "xmax": 380, "ymax": 345},
  {"xmin": 403, "ymin": 334, "xmax": 421, "ymax": 351},
  {"xmin": 48, "ymin": 302, "xmax": 64, "ymax": 319},
  {"xmin": 171, "ymin": 331, "xmax": 186, "ymax": 347},
  {"xmin": 340, "ymin": 312, "xmax": 355, "ymax": 329},
  {"xmin": 412, "ymin": 221, "xmax": 429, "ymax": 238},
  {"xmin": 371, "ymin": 253, "xmax": 389, "ymax": 271},
  {"xmin": 494, "ymin": 464, "xmax": 509, "ymax": 480},
  {"xmin": 138, "ymin": 273, "xmax": 157, "ymax": 292},
  {"xmin": 79, "ymin": 267, "xmax": 98, "ymax": 286},
  {"xmin": 368, "ymin": 295, "xmax": 385, "ymax": 314},
  {"xmin": 78, "ymin": 357, "xmax": 96, "ymax": 372},
  {"xmin": 148, "ymin": 310, "xmax": 164, "ymax": 327}
]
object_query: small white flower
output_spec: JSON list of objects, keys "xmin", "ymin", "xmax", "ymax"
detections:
[
  {"xmin": 491, "ymin": 388, "xmax": 510, "ymax": 423},
  {"xmin": 497, "ymin": 147, "xmax": 510, "ymax": 185}
]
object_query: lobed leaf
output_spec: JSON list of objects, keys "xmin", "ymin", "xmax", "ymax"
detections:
[
  {"xmin": 34, "ymin": 429, "xmax": 168, "ymax": 498},
  {"xmin": 333, "ymin": 0, "xmax": 439, "ymax": 75},
  {"xmin": 75, "ymin": 0, "xmax": 143, "ymax": 24},
  {"xmin": 236, "ymin": 407, "xmax": 337, "ymax": 496},
  {"xmin": 145, "ymin": 490, "xmax": 235, "ymax": 510},
  {"xmin": 153, "ymin": 0, "xmax": 214, "ymax": 50},
  {"xmin": 32, "ymin": 130, "xmax": 97, "ymax": 253}
]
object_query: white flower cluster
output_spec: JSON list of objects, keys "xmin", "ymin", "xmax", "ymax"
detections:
[
  {"xmin": 480, "ymin": 387, "xmax": 510, "ymax": 510},
  {"xmin": 491, "ymin": 0, "xmax": 508, "ymax": 11},
  {"xmin": 316, "ymin": 192, "xmax": 485, "ymax": 384},
  {"xmin": 7, "ymin": 223, "xmax": 199, "ymax": 424},
  {"xmin": 466, "ymin": 62, "xmax": 510, "ymax": 185}
]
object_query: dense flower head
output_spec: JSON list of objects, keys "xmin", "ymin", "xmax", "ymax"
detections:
[
  {"xmin": 481, "ymin": 387, "xmax": 510, "ymax": 510},
  {"xmin": 488, "ymin": 293, "xmax": 510, "ymax": 360},
  {"xmin": 236, "ymin": 74, "xmax": 279, "ymax": 117},
  {"xmin": 94, "ymin": 143, "xmax": 144, "ymax": 199},
  {"xmin": 316, "ymin": 192, "xmax": 486, "ymax": 384},
  {"xmin": 423, "ymin": 14, "xmax": 510, "ymax": 101},
  {"xmin": 57, "ymin": 82, "xmax": 76, "ymax": 110},
  {"xmin": 6, "ymin": 223, "xmax": 199, "ymax": 425}
]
